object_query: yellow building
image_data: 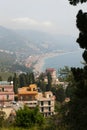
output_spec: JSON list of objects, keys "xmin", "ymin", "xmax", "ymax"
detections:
[
  {"xmin": 18, "ymin": 84, "xmax": 55, "ymax": 117},
  {"xmin": 18, "ymin": 84, "xmax": 38, "ymax": 101}
]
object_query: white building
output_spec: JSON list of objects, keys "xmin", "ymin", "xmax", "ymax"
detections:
[{"xmin": 37, "ymin": 91, "xmax": 55, "ymax": 117}]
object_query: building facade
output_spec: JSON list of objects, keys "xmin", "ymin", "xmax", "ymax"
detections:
[
  {"xmin": 18, "ymin": 84, "xmax": 38, "ymax": 101},
  {"xmin": 37, "ymin": 91, "xmax": 55, "ymax": 117},
  {"xmin": 0, "ymin": 81, "xmax": 14, "ymax": 106},
  {"xmin": 18, "ymin": 84, "xmax": 55, "ymax": 116}
]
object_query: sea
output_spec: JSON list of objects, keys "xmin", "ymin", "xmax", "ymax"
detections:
[{"xmin": 42, "ymin": 50, "xmax": 84, "ymax": 72}]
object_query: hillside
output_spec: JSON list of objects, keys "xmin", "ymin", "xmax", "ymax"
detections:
[
  {"xmin": 0, "ymin": 26, "xmax": 80, "ymax": 72},
  {"xmin": 0, "ymin": 26, "xmax": 79, "ymax": 54},
  {"xmin": 0, "ymin": 51, "xmax": 15, "ymax": 71},
  {"xmin": 0, "ymin": 26, "xmax": 41, "ymax": 56},
  {"xmin": 17, "ymin": 29, "xmax": 79, "ymax": 52}
]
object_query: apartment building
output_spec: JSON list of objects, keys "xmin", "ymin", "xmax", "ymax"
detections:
[
  {"xmin": 37, "ymin": 91, "xmax": 55, "ymax": 117},
  {"xmin": 0, "ymin": 81, "xmax": 14, "ymax": 106},
  {"xmin": 18, "ymin": 84, "xmax": 55, "ymax": 116}
]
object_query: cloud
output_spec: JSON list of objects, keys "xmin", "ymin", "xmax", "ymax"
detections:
[
  {"xmin": 42, "ymin": 21, "xmax": 52, "ymax": 27},
  {"xmin": 12, "ymin": 17, "xmax": 38, "ymax": 25},
  {"xmin": 12, "ymin": 17, "xmax": 53, "ymax": 27}
]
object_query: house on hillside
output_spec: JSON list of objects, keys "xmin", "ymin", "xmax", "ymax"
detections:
[
  {"xmin": 18, "ymin": 84, "xmax": 38, "ymax": 101},
  {"xmin": 0, "ymin": 81, "xmax": 14, "ymax": 106},
  {"xmin": 45, "ymin": 68, "xmax": 64, "ymax": 85},
  {"xmin": 46, "ymin": 68, "xmax": 57, "ymax": 79},
  {"xmin": 18, "ymin": 84, "xmax": 55, "ymax": 117},
  {"xmin": 37, "ymin": 91, "xmax": 55, "ymax": 117}
]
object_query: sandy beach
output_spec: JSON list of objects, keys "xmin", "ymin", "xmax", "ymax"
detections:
[
  {"xmin": 33, "ymin": 55, "xmax": 46, "ymax": 73},
  {"xmin": 26, "ymin": 51, "xmax": 65, "ymax": 73}
]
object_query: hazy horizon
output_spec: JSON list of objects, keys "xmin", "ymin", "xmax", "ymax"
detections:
[{"xmin": 0, "ymin": 0, "xmax": 87, "ymax": 37}]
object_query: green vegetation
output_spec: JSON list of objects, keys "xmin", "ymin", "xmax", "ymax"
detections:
[
  {"xmin": 0, "ymin": 52, "xmax": 16, "ymax": 67},
  {"xmin": 0, "ymin": 110, "xmax": 7, "ymax": 127},
  {"xmin": 0, "ymin": 52, "xmax": 16, "ymax": 72},
  {"xmin": 0, "ymin": 105, "xmax": 68, "ymax": 130},
  {"xmin": 65, "ymin": 67, "xmax": 87, "ymax": 130},
  {"xmin": 0, "ymin": 126, "xmax": 40, "ymax": 130},
  {"xmin": 0, "ymin": 51, "xmax": 32, "ymax": 73},
  {"xmin": 15, "ymin": 106, "xmax": 44, "ymax": 128},
  {"xmin": 0, "ymin": 72, "xmax": 14, "ymax": 81},
  {"xmin": 68, "ymin": 0, "xmax": 87, "ymax": 5},
  {"xmin": 63, "ymin": 0, "xmax": 87, "ymax": 130},
  {"xmin": 10, "ymin": 63, "xmax": 32, "ymax": 72},
  {"xmin": 51, "ymin": 85, "xmax": 66, "ymax": 103},
  {"xmin": 0, "ymin": 106, "xmax": 45, "ymax": 130},
  {"xmin": 13, "ymin": 72, "xmax": 35, "ymax": 94}
]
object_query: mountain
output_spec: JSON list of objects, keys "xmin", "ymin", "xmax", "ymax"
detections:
[
  {"xmin": 16, "ymin": 29, "xmax": 79, "ymax": 52},
  {"xmin": 0, "ymin": 26, "xmax": 79, "ymax": 52},
  {"xmin": 0, "ymin": 26, "xmax": 24, "ymax": 51},
  {"xmin": 0, "ymin": 26, "xmax": 80, "ymax": 59},
  {"xmin": 0, "ymin": 25, "xmax": 81, "ymax": 72}
]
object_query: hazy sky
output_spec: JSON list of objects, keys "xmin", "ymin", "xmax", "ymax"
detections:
[{"xmin": 0, "ymin": 0, "xmax": 87, "ymax": 36}]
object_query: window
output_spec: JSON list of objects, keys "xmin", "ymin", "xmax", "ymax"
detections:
[
  {"xmin": 7, "ymin": 95, "xmax": 9, "ymax": 100},
  {"xmin": 33, "ymin": 88, "xmax": 36, "ymax": 91},
  {"xmin": 2, "ymin": 88, "xmax": 4, "ymax": 92},
  {"xmin": 41, "ymin": 107, "xmax": 44, "ymax": 112},
  {"xmin": 49, "ymin": 107, "xmax": 51, "ymax": 111},
  {"xmin": 41, "ymin": 101, "xmax": 43, "ymax": 106},
  {"xmin": 48, "ymin": 101, "xmax": 51, "ymax": 105},
  {"xmin": 28, "ymin": 96, "xmax": 32, "ymax": 101},
  {"xmin": 27, "ymin": 88, "xmax": 31, "ymax": 91}
]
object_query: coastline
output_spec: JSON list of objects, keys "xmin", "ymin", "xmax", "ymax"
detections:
[
  {"xmin": 33, "ymin": 56, "xmax": 45, "ymax": 73},
  {"xmin": 25, "ymin": 50, "xmax": 81, "ymax": 73},
  {"xmin": 33, "ymin": 51, "xmax": 66, "ymax": 73}
]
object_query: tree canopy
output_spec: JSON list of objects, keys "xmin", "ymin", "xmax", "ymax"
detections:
[
  {"xmin": 15, "ymin": 106, "xmax": 44, "ymax": 128},
  {"xmin": 65, "ymin": 0, "xmax": 87, "ymax": 129},
  {"xmin": 76, "ymin": 10, "xmax": 87, "ymax": 63},
  {"xmin": 68, "ymin": 0, "xmax": 87, "ymax": 5}
]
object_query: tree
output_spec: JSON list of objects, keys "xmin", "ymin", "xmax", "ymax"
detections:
[
  {"xmin": 65, "ymin": 1, "xmax": 87, "ymax": 129},
  {"xmin": 65, "ymin": 67, "xmax": 87, "ymax": 130},
  {"xmin": 13, "ymin": 73, "xmax": 19, "ymax": 94},
  {"xmin": 15, "ymin": 106, "xmax": 44, "ymax": 128},
  {"xmin": 51, "ymin": 85, "xmax": 65, "ymax": 103},
  {"xmin": 19, "ymin": 73, "xmax": 27, "ymax": 87},
  {"xmin": 68, "ymin": 0, "xmax": 87, "ymax": 5},
  {"xmin": 28, "ymin": 72, "xmax": 35, "ymax": 84},
  {"xmin": 0, "ymin": 111, "xmax": 7, "ymax": 127},
  {"xmin": 58, "ymin": 66, "xmax": 72, "ymax": 81},
  {"xmin": 46, "ymin": 72, "xmax": 52, "ymax": 91},
  {"xmin": 8, "ymin": 76, "xmax": 13, "ymax": 82},
  {"xmin": 36, "ymin": 73, "xmax": 47, "ymax": 92},
  {"xmin": 0, "ymin": 76, "xmax": 2, "ymax": 81},
  {"xmin": 76, "ymin": 10, "xmax": 87, "ymax": 64}
]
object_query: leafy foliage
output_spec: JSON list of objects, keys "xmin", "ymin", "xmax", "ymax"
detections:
[
  {"xmin": 46, "ymin": 72, "xmax": 52, "ymax": 91},
  {"xmin": 51, "ymin": 85, "xmax": 65, "ymax": 103},
  {"xmin": 0, "ymin": 72, "xmax": 14, "ymax": 81},
  {"xmin": 0, "ymin": 111, "xmax": 7, "ymax": 127},
  {"xmin": 13, "ymin": 72, "xmax": 36, "ymax": 94},
  {"xmin": 58, "ymin": 66, "xmax": 72, "ymax": 81},
  {"xmin": 76, "ymin": 10, "xmax": 87, "ymax": 64},
  {"xmin": 68, "ymin": 0, "xmax": 87, "ymax": 5},
  {"xmin": 66, "ymin": 1, "xmax": 87, "ymax": 129},
  {"xmin": 15, "ymin": 106, "xmax": 44, "ymax": 128},
  {"xmin": 10, "ymin": 63, "xmax": 32, "ymax": 72},
  {"xmin": 65, "ymin": 67, "xmax": 87, "ymax": 130},
  {"xmin": 13, "ymin": 74, "xmax": 19, "ymax": 94},
  {"xmin": 0, "ymin": 52, "xmax": 16, "ymax": 72}
]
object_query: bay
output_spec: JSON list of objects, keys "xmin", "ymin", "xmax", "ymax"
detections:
[{"xmin": 42, "ymin": 50, "xmax": 84, "ymax": 71}]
